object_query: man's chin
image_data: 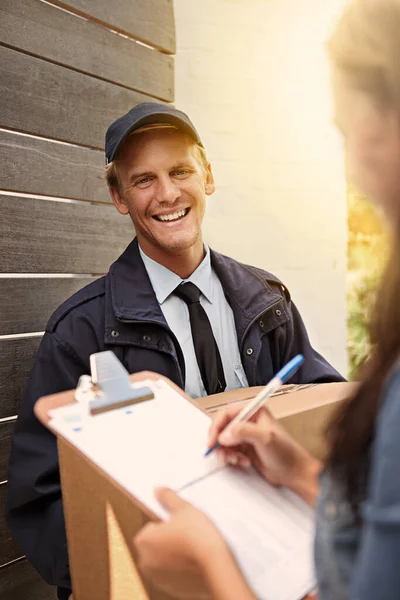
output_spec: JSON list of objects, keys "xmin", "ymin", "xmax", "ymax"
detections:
[
  {"xmin": 157, "ymin": 235, "xmax": 200, "ymax": 255},
  {"xmin": 162, "ymin": 242, "xmax": 197, "ymax": 255}
]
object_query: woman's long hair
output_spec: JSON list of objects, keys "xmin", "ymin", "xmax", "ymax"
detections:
[{"xmin": 326, "ymin": 0, "xmax": 400, "ymax": 508}]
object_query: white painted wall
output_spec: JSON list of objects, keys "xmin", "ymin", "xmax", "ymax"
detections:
[{"xmin": 173, "ymin": 0, "xmax": 349, "ymax": 376}]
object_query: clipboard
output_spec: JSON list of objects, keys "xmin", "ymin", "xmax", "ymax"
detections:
[
  {"xmin": 35, "ymin": 368, "xmax": 201, "ymax": 600},
  {"xmin": 35, "ymin": 356, "xmax": 355, "ymax": 600}
]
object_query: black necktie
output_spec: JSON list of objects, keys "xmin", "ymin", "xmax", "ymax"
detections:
[{"xmin": 174, "ymin": 282, "xmax": 226, "ymax": 395}]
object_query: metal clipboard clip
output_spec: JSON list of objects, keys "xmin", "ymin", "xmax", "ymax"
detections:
[{"xmin": 75, "ymin": 351, "xmax": 154, "ymax": 415}]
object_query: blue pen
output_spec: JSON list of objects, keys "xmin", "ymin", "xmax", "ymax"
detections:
[{"xmin": 205, "ymin": 354, "xmax": 304, "ymax": 457}]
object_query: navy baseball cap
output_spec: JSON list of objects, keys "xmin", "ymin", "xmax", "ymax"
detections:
[{"xmin": 105, "ymin": 102, "xmax": 203, "ymax": 164}]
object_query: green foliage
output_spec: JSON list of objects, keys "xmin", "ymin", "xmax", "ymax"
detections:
[
  {"xmin": 347, "ymin": 186, "xmax": 385, "ymax": 237},
  {"xmin": 347, "ymin": 187, "xmax": 387, "ymax": 379},
  {"xmin": 347, "ymin": 270, "xmax": 380, "ymax": 380}
]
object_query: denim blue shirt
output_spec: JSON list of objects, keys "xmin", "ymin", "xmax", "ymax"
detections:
[
  {"xmin": 315, "ymin": 362, "xmax": 400, "ymax": 600},
  {"xmin": 139, "ymin": 244, "xmax": 248, "ymax": 398}
]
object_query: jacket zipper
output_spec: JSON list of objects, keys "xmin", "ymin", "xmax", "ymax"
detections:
[{"xmin": 116, "ymin": 318, "xmax": 186, "ymax": 388}]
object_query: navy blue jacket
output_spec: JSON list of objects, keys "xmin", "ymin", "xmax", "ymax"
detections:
[{"xmin": 6, "ymin": 239, "xmax": 343, "ymax": 599}]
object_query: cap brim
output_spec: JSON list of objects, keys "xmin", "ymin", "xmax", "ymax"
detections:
[{"xmin": 110, "ymin": 112, "xmax": 202, "ymax": 162}]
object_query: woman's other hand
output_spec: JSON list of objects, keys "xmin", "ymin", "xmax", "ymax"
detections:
[{"xmin": 134, "ymin": 487, "xmax": 227, "ymax": 598}]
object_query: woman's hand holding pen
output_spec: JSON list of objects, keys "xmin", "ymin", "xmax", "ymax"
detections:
[{"xmin": 208, "ymin": 404, "xmax": 321, "ymax": 507}]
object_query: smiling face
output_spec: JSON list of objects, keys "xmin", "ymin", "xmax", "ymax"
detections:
[{"xmin": 109, "ymin": 128, "xmax": 215, "ymax": 265}]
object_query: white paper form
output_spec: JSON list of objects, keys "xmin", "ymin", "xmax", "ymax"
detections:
[
  {"xmin": 49, "ymin": 378, "xmax": 316, "ymax": 600},
  {"xmin": 181, "ymin": 470, "xmax": 315, "ymax": 600}
]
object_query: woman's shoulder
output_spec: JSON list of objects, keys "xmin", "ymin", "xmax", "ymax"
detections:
[
  {"xmin": 378, "ymin": 360, "xmax": 400, "ymax": 422},
  {"xmin": 365, "ymin": 359, "xmax": 400, "ymax": 521}
]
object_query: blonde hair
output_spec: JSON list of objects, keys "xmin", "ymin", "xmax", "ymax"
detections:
[
  {"xmin": 328, "ymin": 0, "xmax": 400, "ymax": 107},
  {"xmin": 105, "ymin": 123, "xmax": 209, "ymax": 190}
]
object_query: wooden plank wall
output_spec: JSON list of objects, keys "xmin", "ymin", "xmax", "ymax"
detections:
[{"xmin": 0, "ymin": 1, "xmax": 175, "ymax": 596}]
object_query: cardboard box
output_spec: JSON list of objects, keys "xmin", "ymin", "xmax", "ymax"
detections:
[
  {"xmin": 36, "ymin": 379, "xmax": 356, "ymax": 600},
  {"xmin": 199, "ymin": 382, "xmax": 357, "ymax": 461}
]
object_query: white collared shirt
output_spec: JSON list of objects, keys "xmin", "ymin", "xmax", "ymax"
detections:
[{"xmin": 139, "ymin": 244, "xmax": 248, "ymax": 398}]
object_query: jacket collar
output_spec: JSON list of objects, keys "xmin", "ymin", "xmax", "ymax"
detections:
[
  {"xmin": 108, "ymin": 239, "xmax": 282, "ymax": 334},
  {"xmin": 108, "ymin": 239, "xmax": 167, "ymax": 326},
  {"xmin": 209, "ymin": 249, "xmax": 282, "ymax": 342}
]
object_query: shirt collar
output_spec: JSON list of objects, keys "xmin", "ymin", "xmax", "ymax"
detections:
[
  {"xmin": 186, "ymin": 245, "xmax": 213, "ymax": 303},
  {"xmin": 139, "ymin": 244, "xmax": 214, "ymax": 305}
]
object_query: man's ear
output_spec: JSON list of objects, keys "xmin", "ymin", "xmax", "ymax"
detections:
[
  {"xmin": 204, "ymin": 163, "xmax": 215, "ymax": 196},
  {"xmin": 109, "ymin": 186, "xmax": 129, "ymax": 215}
]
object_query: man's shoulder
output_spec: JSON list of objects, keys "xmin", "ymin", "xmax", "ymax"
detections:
[
  {"xmin": 210, "ymin": 249, "xmax": 291, "ymax": 300},
  {"xmin": 242, "ymin": 261, "xmax": 289, "ymax": 292},
  {"xmin": 47, "ymin": 276, "xmax": 107, "ymax": 333}
]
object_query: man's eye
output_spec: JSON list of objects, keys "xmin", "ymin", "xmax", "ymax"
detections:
[
  {"xmin": 137, "ymin": 177, "xmax": 152, "ymax": 185},
  {"xmin": 173, "ymin": 170, "xmax": 188, "ymax": 176}
]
